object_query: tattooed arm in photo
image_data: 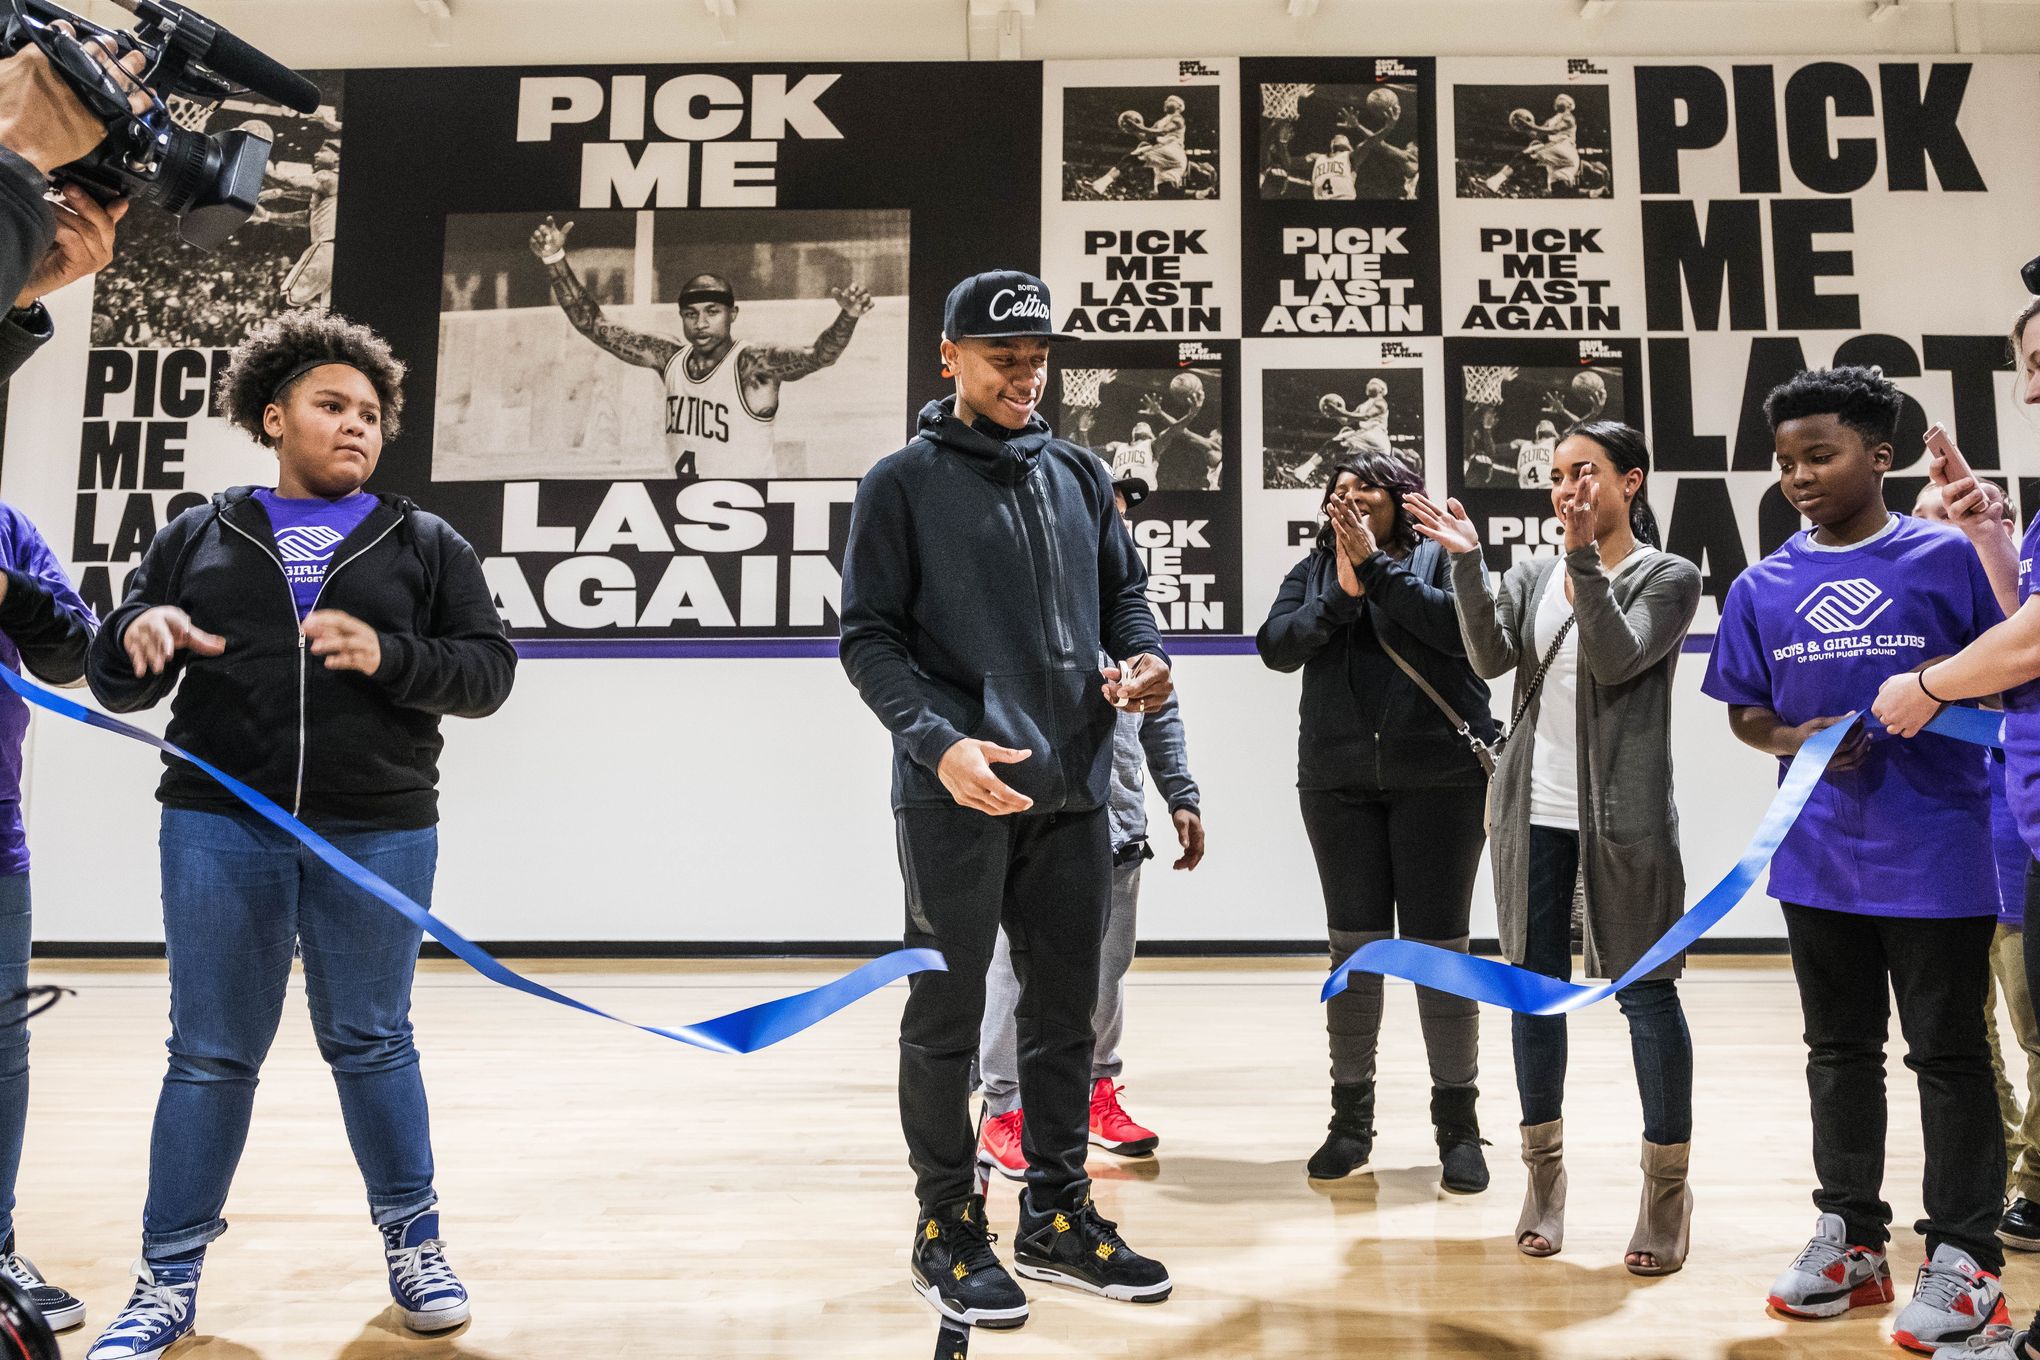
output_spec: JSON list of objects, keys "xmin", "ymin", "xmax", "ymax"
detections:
[
  {"xmin": 528, "ymin": 215, "xmax": 680, "ymax": 372},
  {"xmin": 741, "ymin": 284, "xmax": 876, "ymax": 387}
]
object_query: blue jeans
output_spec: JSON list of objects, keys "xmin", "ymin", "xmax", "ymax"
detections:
[
  {"xmin": 1512, "ymin": 825, "xmax": 1694, "ymax": 1145},
  {"xmin": 142, "ymin": 808, "xmax": 439, "ymax": 1256},
  {"xmin": 0, "ymin": 872, "xmax": 29, "ymax": 1246}
]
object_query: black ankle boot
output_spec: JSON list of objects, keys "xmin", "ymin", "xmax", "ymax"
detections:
[
  {"xmin": 1307, "ymin": 1081, "xmax": 1375, "ymax": 1179},
  {"xmin": 1431, "ymin": 1084, "xmax": 1490, "ymax": 1194}
]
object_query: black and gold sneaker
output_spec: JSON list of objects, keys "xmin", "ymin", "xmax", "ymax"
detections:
[
  {"xmin": 1013, "ymin": 1190, "xmax": 1172, "ymax": 1304},
  {"xmin": 910, "ymin": 1194, "xmax": 1029, "ymax": 1330}
]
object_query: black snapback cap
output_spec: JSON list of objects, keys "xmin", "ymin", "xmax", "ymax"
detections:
[{"xmin": 943, "ymin": 269, "xmax": 1078, "ymax": 343}]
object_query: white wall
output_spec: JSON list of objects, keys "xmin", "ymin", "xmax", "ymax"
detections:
[{"xmin": 21, "ymin": 0, "xmax": 2009, "ymax": 944}]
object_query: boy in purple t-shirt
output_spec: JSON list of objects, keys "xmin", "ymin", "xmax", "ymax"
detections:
[
  {"xmin": 0, "ymin": 502, "xmax": 95, "ymax": 1334},
  {"xmin": 1702, "ymin": 367, "xmax": 2010, "ymax": 1351}
]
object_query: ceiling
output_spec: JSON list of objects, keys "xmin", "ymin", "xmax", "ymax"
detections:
[{"xmin": 69, "ymin": 0, "xmax": 2040, "ymax": 69}]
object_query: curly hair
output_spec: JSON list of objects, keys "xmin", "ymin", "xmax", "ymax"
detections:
[
  {"xmin": 1761, "ymin": 364, "xmax": 1901, "ymax": 449},
  {"xmin": 1319, "ymin": 450, "xmax": 1425, "ymax": 554},
  {"xmin": 217, "ymin": 309, "xmax": 407, "ymax": 446}
]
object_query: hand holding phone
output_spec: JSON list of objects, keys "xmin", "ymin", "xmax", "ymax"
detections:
[{"xmin": 1925, "ymin": 422, "xmax": 1975, "ymax": 487}]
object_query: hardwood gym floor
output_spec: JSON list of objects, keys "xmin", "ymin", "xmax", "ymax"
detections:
[{"xmin": 19, "ymin": 956, "xmax": 2033, "ymax": 1359}]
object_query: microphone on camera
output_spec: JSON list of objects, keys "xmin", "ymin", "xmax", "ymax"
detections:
[
  {"xmin": 2023, "ymin": 253, "xmax": 2040, "ymax": 297},
  {"xmin": 100, "ymin": 0, "xmax": 320, "ymax": 112}
]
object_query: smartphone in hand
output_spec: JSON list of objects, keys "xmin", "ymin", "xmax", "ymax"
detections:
[{"xmin": 1925, "ymin": 422, "xmax": 1976, "ymax": 487}]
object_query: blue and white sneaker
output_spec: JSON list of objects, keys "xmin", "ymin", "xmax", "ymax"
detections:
[
  {"xmin": 1, "ymin": 1234, "xmax": 84, "ymax": 1330},
  {"xmin": 382, "ymin": 1211, "xmax": 470, "ymax": 1332},
  {"xmin": 86, "ymin": 1255, "xmax": 201, "ymax": 1360}
]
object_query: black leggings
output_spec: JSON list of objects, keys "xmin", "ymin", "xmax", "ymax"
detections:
[{"xmin": 1300, "ymin": 784, "xmax": 1487, "ymax": 1089}]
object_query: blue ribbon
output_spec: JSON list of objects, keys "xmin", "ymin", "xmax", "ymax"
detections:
[
  {"xmin": 1324, "ymin": 705, "xmax": 2005, "ymax": 1016},
  {"xmin": 0, "ymin": 666, "xmax": 945, "ymax": 1054}
]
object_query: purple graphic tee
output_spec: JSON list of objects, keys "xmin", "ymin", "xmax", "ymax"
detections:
[
  {"xmin": 1704, "ymin": 514, "xmax": 2002, "ymax": 919},
  {"xmin": 0, "ymin": 503, "xmax": 95, "ymax": 875},
  {"xmin": 253, "ymin": 490, "xmax": 376, "ymax": 618}
]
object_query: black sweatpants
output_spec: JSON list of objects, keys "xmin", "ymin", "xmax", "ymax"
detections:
[
  {"xmin": 894, "ymin": 803, "xmax": 1111, "ymax": 1212},
  {"xmin": 1783, "ymin": 903, "xmax": 2004, "ymax": 1272}
]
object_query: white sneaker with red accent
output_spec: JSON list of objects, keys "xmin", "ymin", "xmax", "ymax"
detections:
[
  {"xmin": 1892, "ymin": 1246, "xmax": 2010, "ymax": 1354},
  {"xmin": 1767, "ymin": 1213, "xmax": 1894, "ymax": 1319},
  {"xmin": 977, "ymin": 1108, "xmax": 1027, "ymax": 1182},
  {"xmin": 1088, "ymin": 1079, "xmax": 1159, "ymax": 1157}
]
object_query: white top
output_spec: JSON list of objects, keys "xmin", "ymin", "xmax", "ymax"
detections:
[
  {"xmin": 1528, "ymin": 544, "xmax": 1657, "ymax": 831},
  {"xmin": 662, "ymin": 341, "xmax": 773, "ymax": 477}
]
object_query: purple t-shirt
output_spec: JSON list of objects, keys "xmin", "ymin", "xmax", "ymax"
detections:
[
  {"xmin": 1703, "ymin": 513, "xmax": 2002, "ymax": 918},
  {"xmin": 2000, "ymin": 512, "xmax": 2040, "ymax": 863},
  {"xmin": 1990, "ymin": 749, "xmax": 2029, "ymax": 926},
  {"xmin": 253, "ymin": 489, "xmax": 376, "ymax": 618},
  {"xmin": 0, "ymin": 503, "xmax": 95, "ymax": 876}
]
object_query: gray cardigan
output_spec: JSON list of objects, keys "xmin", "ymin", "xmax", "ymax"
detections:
[{"xmin": 1449, "ymin": 545, "xmax": 1702, "ymax": 982}]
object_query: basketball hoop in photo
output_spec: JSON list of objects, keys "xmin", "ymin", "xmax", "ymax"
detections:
[
  {"xmin": 1260, "ymin": 83, "xmax": 1316, "ymax": 121},
  {"xmin": 1062, "ymin": 368, "xmax": 1119, "ymax": 413},
  {"xmin": 1463, "ymin": 365, "xmax": 1518, "ymax": 407}
]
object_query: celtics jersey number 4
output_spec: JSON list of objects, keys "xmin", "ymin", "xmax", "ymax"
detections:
[{"xmin": 662, "ymin": 342, "xmax": 773, "ymax": 479}]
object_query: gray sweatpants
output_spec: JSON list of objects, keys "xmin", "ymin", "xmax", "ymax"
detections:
[{"xmin": 980, "ymin": 857, "xmax": 1141, "ymax": 1115}]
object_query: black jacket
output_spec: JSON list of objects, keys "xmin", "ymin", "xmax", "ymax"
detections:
[
  {"xmin": 1257, "ymin": 536, "xmax": 1495, "ymax": 792},
  {"xmin": 86, "ymin": 487, "xmax": 517, "ymax": 830},
  {"xmin": 840, "ymin": 397, "xmax": 1166, "ymax": 814},
  {"xmin": 0, "ymin": 148, "xmax": 55, "ymax": 386}
]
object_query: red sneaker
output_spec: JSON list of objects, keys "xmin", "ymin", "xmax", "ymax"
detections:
[
  {"xmin": 977, "ymin": 1108, "xmax": 1027, "ymax": 1181},
  {"xmin": 1088, "ymin": 1079, "xmax": 1159, "ymax": 1156}
]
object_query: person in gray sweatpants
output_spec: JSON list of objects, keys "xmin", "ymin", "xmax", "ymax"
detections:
[{"xmin": 976, "ymin": 478, "xmax": 1204, "ymax": 1173}]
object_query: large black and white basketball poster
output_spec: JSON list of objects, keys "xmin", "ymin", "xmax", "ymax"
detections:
[
  {"xmin": 334, "ymin": 62, "xmax": 1038, "ymax": 644},
  {"xmin": 1239, "ymin": 57, "xmax": 1441, "ymax": 341},
  {"xmin": 1053, "ymin": 338, "xmax": 1243, "ymax": 634},
  {"xmin": 1445, "ymin": 335, "xmax": 1640, "ymax": 568},
  {"xmin": 1041, "ymin": 60, "xmax": 1241, "ymax": 344}
]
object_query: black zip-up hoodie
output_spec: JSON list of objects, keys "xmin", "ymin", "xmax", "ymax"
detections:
[
  {"xmin": 840, "ymin": 397, "xmax": 1167, "ymax": 813},
  {"xmin": 86, "ymin": 487, "xmax": 517, "ymax": 830},
  {"xmin": 1257, "ymin": 535, "xmax": 1495, "ymax": 792}
]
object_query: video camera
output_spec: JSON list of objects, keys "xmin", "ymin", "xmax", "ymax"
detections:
[{"xmin": 0, "ymin": 0, "xmax": 320, "ymax": 251}]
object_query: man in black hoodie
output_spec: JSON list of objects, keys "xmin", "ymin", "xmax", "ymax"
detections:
[{"xmin": 841, "ymin": 270, "xmax": 1175, "ymax": 1330}]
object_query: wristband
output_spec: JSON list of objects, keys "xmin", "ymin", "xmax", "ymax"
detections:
[
  {"xmin": 540, "ymin": 249, "xmax": 566, "ymax": 265},
  {"xmin": 1917, "ymin": 666, "xmax": 1950, "ymax": 705}
]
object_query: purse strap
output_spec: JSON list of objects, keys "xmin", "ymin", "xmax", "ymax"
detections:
[
  {"xmin": 1370, "ymin": 599, "xmax": 1574, "ymax": 750},
  {"xmin": 1506, "ymin": 613, "xmax": 1576, "ymax": 738}
]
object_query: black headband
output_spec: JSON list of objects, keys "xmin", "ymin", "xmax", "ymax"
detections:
[
  {"xmin": 678, "ymin": 286, "xmax": 736, "ymax": 308},
  {"xmin": 271, "ymin": 358, "xmax": 367, "ymax": 406}
]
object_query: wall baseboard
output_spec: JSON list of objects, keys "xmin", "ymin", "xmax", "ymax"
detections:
[{"xmin": 32, "ymin": 937, "xmax": 1793, "ymax": 960}]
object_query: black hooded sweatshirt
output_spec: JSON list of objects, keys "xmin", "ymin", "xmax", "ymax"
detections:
[
  {"xmin": 840, "ymin": 397, "xmax": 1167, "ymax": 814},
  {"xmin": 86, "ymin": 487, "xmax": 517, "ymax": 830}
]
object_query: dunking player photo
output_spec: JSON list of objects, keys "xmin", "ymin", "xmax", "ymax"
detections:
[
  {"xmin": 1062, "ymin": 85, "xmax": 1221, "ymax": 201},
  {"xmin": 1260, "ymin": 368, "xmax": 1422, "ymax": 490},
  {"xmin": 88, "ymin": 77, "xmax": 348, "ymax": 350},
  {"xmin": 528, "ymin": 215, "xmax": 874, "ymax": 480},
  {"xmin": 1454, "ymin": 83, "xmax": 1613, "ymax": 198},
  {"xmin": 1257, "ymin": 81, "xmax": 1421, "ymax": 200},
  {"xmin": 247, "ymin": 121, "xmax": 341, "ymax": 308},
  {"xmin": 1061, "ymin": 367, "xmax": 1225, "ymax": 492},
  {"xmin": 1457, "ymin": 360, "xmax": 1622, "ymax": 489}
]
